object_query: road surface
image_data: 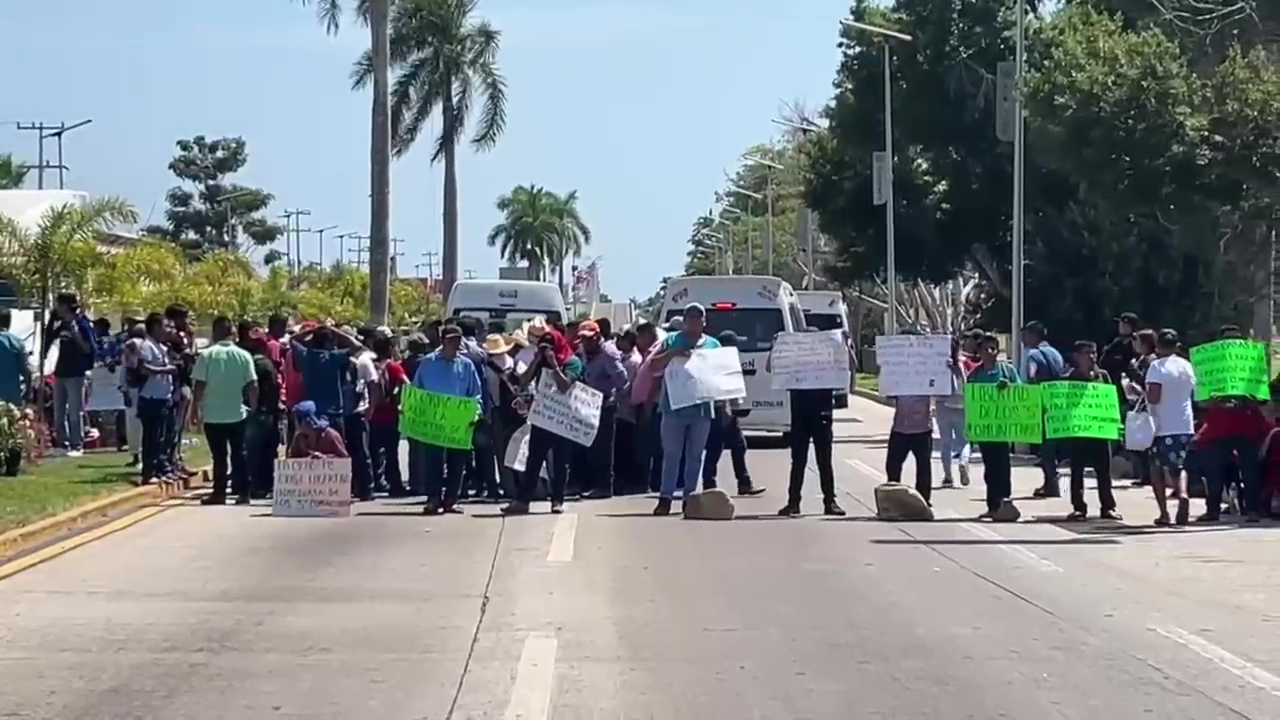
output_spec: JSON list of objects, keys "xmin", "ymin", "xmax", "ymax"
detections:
[{"xmin": 2, "ymin": 396, "xmax": 1278, "ymax": 719}]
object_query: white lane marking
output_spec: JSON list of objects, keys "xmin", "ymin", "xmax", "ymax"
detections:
[
  {"xmin": 546, "ymin": 512, "xmax": 578, "ymax": 563},
  {"xmin": 844, "ymin": 458, "xmax": 1062, "ymax": 571},
  {"xmin": 844, "ymin": 458, "xmax": 886, "ymax": 480},
  {"xmin": 1150, "ymin": 626, "xmax": 1280, "ymax": 697},
  {"xmin": 504, "ymin": 632, "xmax": 559, "ymax": 719}
]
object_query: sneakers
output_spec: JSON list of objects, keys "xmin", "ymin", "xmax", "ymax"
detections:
[
  {"xmin": 958, "ymin": 464, "xmax": 971, "ymax": 487},
  {"xmin": 941, "ymin": 478, "xmax": 955, "ymax": 489},
  {"xmin": 777, "ymin": 503, "xmax": 801, "ymax": 517},
  {"xmin": 66, "ymin": 449, "xmax": 83, "ymax": 458},
  {"xmin": 823, "ymin": 501, "xmax": 846, "ymax": 517},
  {"xmin": 737, "ymin": 485, "xmax": 767, "ymax": 497}
]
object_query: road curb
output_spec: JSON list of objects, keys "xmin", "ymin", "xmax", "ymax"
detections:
[
  {"xmin": 0, "ymin": 467, "xmax": 211, "ymax": 561},
  {"xmin": 852, "ymin": 388, "xmax": 892, "ymax": 407}
]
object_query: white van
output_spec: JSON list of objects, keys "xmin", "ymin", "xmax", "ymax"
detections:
[
  {"xmin": 797, "ymin": 291, "xmax": 854, "ymax": 407},
  {"xmin": 660, "ymin": 275, "xmax": 806, "ymax": 434},
  {"xmin": 446, "ymin": 280, "xmax": 567, "ymax": 333}
]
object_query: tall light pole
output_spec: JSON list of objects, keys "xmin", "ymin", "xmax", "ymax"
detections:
[
  {"xmin": 215, "ymin": 189, "xmax": 254, "ymax": 247},
  {"xmin": 841, "ymin": 18, "xmax": 912, "ymax": 334},
  {"xmin": 742, "ymin": 154, "xmax": 783, "ymax": 275},
  {"xmin": 302, "ymin": 225, "xmax": 338, "ymax": 267},
  {"xmin": 1011, "ymin": 0, "xmax": 1027, "ymax": 365},
  {"xmin": 699, "ymin": 230, "xmax": 729, "ymax": 275},
  {"xmin": 334, "ymin": 232, "xmax": 358, "ymax": 267},
  {"xmin": 732, "ymin": 184, "xmax": 757, "ymax": 274},
  {"xmin": 770, "ymin": 118, "xmax": 825, "ymax": 287},
  {"xmin": 727, "ymin": 185, "xmax": 765, "ymax": 270},
  {"xmin": 717, "ymin": 206, "xmax": 745, "ymax": 272}
]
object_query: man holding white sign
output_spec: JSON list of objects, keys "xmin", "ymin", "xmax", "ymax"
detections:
[
  {"xmin": 875, "ymin": 334, "xmax": 952, "ymax": 397},
  {"xmin": 770, "ymin": 330, "xmax": 850, "ymax": 391},
  {"xmin": 767, "ymin": 327, "xmax": 846, "ymax": 517}
]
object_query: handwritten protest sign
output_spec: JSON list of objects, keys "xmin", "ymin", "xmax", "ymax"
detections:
[
  {"xmin": 1190, "ymin": 339, "xmax": 1270, "ymax": 401},
  {"xmin": 398, "ymin": 385, "xmax": 478, "ymax": 449},
  {"xmin": 770, "ymin": 330, "xmax": 850, "ymax": 390},
  {"xmin": 85, "ymin": 365, "xmax": 127, "ymax": 411},
  {"xmin": 1042, "ymin": 381, "xmax": 1120, "ymax": 440},
  {"xmin": 504, "ymin": 423, "xmax": 531, "ymax": 472},
  {"xmin": 875, "ymin": 334, "xmax": 952, "ymax": 396},
  {"xmin": 664, "ymin": 347, "xmax": 747, "ymax": 410},
  {"xmin": 965, "ymin": 384, "xmax": 1042, "ymax": 443},
  {"xmin": 273, "ymin": 458, "xmax": 352, "ymax": 518},
  {"xmin": 528, "ymin": 370, "xmax": 603, "ymax": 446}
]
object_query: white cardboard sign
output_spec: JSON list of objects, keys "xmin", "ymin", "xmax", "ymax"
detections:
[
  {"xmin": 527, "ymin": 370, "xmax": 603, "ymax": 446},
  {"xmin": 875, "ymin": 334, "xmax": 952, "ymax": 396},
  {"xmin": 663, "ymin": 347, "xmax": 747, "ymax": 410},
  {"xmin": 769, "ymin": 331, "xmax": 850, "ymax": 390},
  {"xmin": 272, "ymin": 458, "xmax": 352, "ymax": 518}
]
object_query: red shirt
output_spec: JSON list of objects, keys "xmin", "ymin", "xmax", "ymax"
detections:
[
  {"xmin": 370, "ymin": 360, "xmax": 407, "ymax": 425},
  {"xmin": 266, "ymin": 338, "xmax": 286, "ymax": 408},
  {"xmin": 1195, "ymin": 402, "xmax": 1270, "ymax": 445}
]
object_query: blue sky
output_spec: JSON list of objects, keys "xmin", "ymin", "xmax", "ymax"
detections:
[{"xmin": 2, "ymin": 0, "xmax": 850, "ymax": 301}]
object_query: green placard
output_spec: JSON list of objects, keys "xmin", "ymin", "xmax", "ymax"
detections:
[
  {"xmin": 1189, "ymin": 339, "xmax": 1269, "ymax": 401},
  {"xmin": 1042, "ymin": 381, "xmax": 1120, "ymax": 440},
  {"xmin": 964, "ymin": 384, "xmax": 1043, "ymax": 443},
  {"xmin": 398, "ymin": 385, "xmax": 479, "ymax": 449}
]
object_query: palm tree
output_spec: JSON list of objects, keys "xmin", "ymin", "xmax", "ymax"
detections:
[
  {"xmin": 544, "ymin": 189, "xmax": 591, "ymax": 292},
  {"xmin": 0, "ymin": 154, "xmax": 29, "ymax": 190},
  {"xmin": 486, "ymin": 185, "xmax": 561, "ymax": 280},
  {"xmin": 352, "ymin": 0, "xmax": 507, "ymax": 299},
  {"xmin": 295, "ymin": 0, "xmax": 393, "ymax": 325}
]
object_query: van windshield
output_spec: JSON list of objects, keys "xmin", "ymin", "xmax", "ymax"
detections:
[
  {"xmin": 802, "ymin": 311, "xmax": 844, "ymax": 332},
  {"xmin": 452, "ymin": 308, "xmax": 564, "ymax": 334},
  {"xmin": 664, "ymin": 308, "xmax": 785, "ymax": 353}
]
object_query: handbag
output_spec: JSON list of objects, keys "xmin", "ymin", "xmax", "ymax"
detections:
[{"xmin": 1124, "ymin": 396, "xmax": 1156, "ymax": 451}]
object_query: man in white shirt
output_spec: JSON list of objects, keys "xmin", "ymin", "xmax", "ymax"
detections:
[{"xmin": 1144, "ymin": 329, "xmax": 1196, "ymax": 526}]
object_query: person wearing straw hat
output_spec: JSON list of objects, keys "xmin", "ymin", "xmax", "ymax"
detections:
[{"xmin": 482, "ymin": 333, "xmax": 525, "ymax": 496}]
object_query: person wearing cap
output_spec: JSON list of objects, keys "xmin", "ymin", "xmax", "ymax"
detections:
[
  {"xmin": 573, "ymin": 319, "xmax": 628, "ymax": 499},
  {"xmin": 192, "ymin": 316, "xmax": 259, "ymax": 506},
  {"xmin": 287, "ymin": 401, "xmax": 349, "ymax": 459},
  {"xmin": 701, "ymin": 330, "xmax": 764, "ymax": 496},
  {"xmin": 646, "ymin": 302, "xmax": 723, "ymax": 516},
  {"xmin": 1145, "ymin": 328, "xmax": 1197, "ymax": 525},
  {"xmin": 1021, "ymin": 321, "xmax": 1066, "ymax": 498},
  {"xmin": 415, "ymin": 323, "xmax": 483, "ymax": 514},
  {"xmin": 1101, "ymin": 312, "xmax": 1140, "ymax": 405}
]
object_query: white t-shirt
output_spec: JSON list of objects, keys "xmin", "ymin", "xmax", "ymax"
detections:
[
  {"xmin": 1145, "ymin": 355, "xmax": 1196, "ymax": 436},
  {"xmin": 351, "ymin": 351, "xmax": 380, "ymax": 414}
]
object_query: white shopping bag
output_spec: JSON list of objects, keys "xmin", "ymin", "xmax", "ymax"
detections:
[{"xmin": 1124, "ymin": 397, "xmax": 1155, "ymax": 451}]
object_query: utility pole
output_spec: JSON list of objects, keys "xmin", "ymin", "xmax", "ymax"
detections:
[
  {"xmin": 348, "ymin": 236, "xmax": 370, "ymax": 270},
  {"xmin": 421, "ymin": 250, "xmax": 439, "ymax": 280},
  {"xmin": 391, "ymin": 237, "xmax": 406, "ymax": 278},
  {"xmin": 334, "ymin": 232, "xmax": 358, "ymax": 267},
  {"xmin": 15, "ymin": 119, "xmax": 91, "ymax": 189},
  {"xmin": 280, "ymin": 209, "xmax": 311, "ymax": 273},
  {"xmin": 301, "ymin": 225, "xmax": 338, "ymax": 267}
]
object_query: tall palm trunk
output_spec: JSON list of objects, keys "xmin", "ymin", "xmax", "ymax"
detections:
[
  {"xmin": 441, "ymin": 91, "xmax": 461, "ymax": 298},
  {"xmin": 367, "ymin": 0, "xmax": 392, "ymax": 324},
  {"xmin": 557, "ymin": 262, "xmax": 565, "ymax": 297}
]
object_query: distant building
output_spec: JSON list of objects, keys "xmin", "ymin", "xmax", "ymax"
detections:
[{"xmin": 498, "ymin": 265, "xmax": 537, "ymax": 281}]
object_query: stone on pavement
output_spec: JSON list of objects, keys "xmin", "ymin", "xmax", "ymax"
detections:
[
  {"xmin": 683, "ymin": 488, "xmax": 735, "ymax": 520},
  {"xmin": 874, "ymin": 482, "xmax": 934, "ymax": 521}
]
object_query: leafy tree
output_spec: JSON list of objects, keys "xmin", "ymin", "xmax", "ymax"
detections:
[
  {"xmin": 0, "ymin": 197, "xmax": 139, "ymax": 304},
  {"xmin": 0, "ymin": 153, "xmax": 29, "ymax": 190},
  {"xmin": 296, "ymin": 0, "xmax": 394, "ymax": 325},
  {"xmin": 144, "ymin": 136, "xmax": 285, "ymax": 263},
  {"xmin": 352, "ymin": 0, "xmax": 507, "ymax": 297},
  {"xmin": 486, "ymin": 185, "xmax": 591, "ymax": 284}
]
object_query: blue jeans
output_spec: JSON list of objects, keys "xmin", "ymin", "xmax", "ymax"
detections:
[
  {"xmin": 935, "ymin": 405, "xmax": 970, "ymax": 479},
  {"xmin": 660, "ymin": 413, "xmax": 712, "ymax": 499},
  {"xmin": 52, "ymin": 376, "xmax": 86, "ymax": 450}
]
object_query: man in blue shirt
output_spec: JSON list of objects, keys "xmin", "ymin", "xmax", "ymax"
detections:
[
  {"xmin": 414, "ymin": 323, "xmax": 482, "ymax": 515},
  {"xmin": 1021, "ymin": 321, "xmax": 1067, "ymax": 498},
  {"xmin": 43, "ymin": 292, "xmax": 96, "ymax": 456},
  {"xmin": 0, "ymin": 309, "xmax": 31, "ymax": 408}
]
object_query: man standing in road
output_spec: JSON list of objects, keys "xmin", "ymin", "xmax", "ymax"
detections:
[
  {"xmin": 1145, "ymin": 329, "xmax": 1197, "ymax": 526},
  {"xmin": 701, "ymin": 330, "xmax": 764, "ymax": 496},
  {"xmin": 193, "ymin": 316, "xmax": 258, "ymax": 506},
  {"xmin": 576, "ymin": 319, "xmax": 628, "ymax": 499},
  {"xmin": 770, "ymin": 327, "xmax": 846, "ymax": 517},
  {"xmin": 414, "ymin": 324, "xmax": 483, "ymax": 515},
  {"xmin": 1062, "ymin": 340, "xmax": 1121, "ymax": 521},
  {"xmin": 1022, "ymin": 321, "xmax": 1066, "ymax": 499},
  {"xmin": 968, "ymin": 333, "xmax": 1022, "ymax": 521}
]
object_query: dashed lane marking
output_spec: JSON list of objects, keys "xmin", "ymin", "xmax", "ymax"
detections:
[
  {"xmin": 504, "ymin": 632, "xmax": 559, "ymax": 719},
  {"xmin": 1150, "ymin": 626, "xmax": 1280, "ymax": 697},
  {"xmin": 546, "ymin": 512, "xmax": 578, "ymax": 563}
]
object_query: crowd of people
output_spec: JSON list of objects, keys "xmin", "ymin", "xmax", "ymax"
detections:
[{"xmin": 885, "ymin": 316, "xmax": 1280, "ymax": 524}]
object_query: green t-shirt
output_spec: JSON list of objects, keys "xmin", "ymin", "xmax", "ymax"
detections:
[{"xmin": 193, "ymin": 341, "xmax": 257, "ymax": 424}]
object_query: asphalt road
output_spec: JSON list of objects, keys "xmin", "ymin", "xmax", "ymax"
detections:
[{"xmin": 2, "ymin": 397, "xmax": 1278, "ymax": 719}]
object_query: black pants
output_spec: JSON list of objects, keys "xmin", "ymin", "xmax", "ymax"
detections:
[
  {"xmin": 205, "ymin": 419, "xmax": 248, "ymax": 500},
  {"xmin": 472, "ymin": 420, "xmax": 499, "ymax": 499},
  {"xmin": 1206, "ymin": 436, "xmax": 1262, "ymax": 516},
  {"xmin": 343, "ymin": 412, "xmax": 373, "ymax": 500},
  {"xmin": 422, "ymin": 443, "xmax": 468, "ymax": 507},
  {"xmin": 703, "ymin": 415, "xmax": 750, "ymax": 490},
  {"xmin": 612, "ymin": 418, "xmax": 637, "ymax": 494},
  {"xmin": 407, "ymin": 438, "xmax": 426, "ymax": 495},
  {"xmin": 369, "ymin": 421, "xmax": 405, "ymax": 495},
  {"xmin": 639, "ymin": 411, "xmax": 663, "ymax": 493},
  {"xmin": 517, "ymin": 426, "xmax": 570, "ymax": 505},
  {"xmin": 787, "ymin": 412, "xmax": 836, "ymax": 506},
  {"xmin": 246, "ymin": 412, "xmax": 280, "ymax": 497},
  {"xmin": 577, "ymin": 404, "xmax": 617, "ymax": 495},
  {"xmin": 1066, "ymin": 438, "xmax": 1116, "ymax": 513},
  {"xmin": 886, "ymin": 430, "xmax": 933, "ymax": 502},
  {"xmin": 978, "ymin": 442, "xmax": 1012, "ymax": 512},
  {"xmin": 115, "ymin": 409, "xmax": 128, "ymax": 450},
  {"xmin": 137, "ymin": 396, "xmax": 171, "ymax": 481}
]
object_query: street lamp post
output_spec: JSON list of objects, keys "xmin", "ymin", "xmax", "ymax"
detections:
[
  {"xmin": 699, "ymin": 231, "xmax": 729, "ymax": 275},
  {"xmin": 742, "ymin": 154, "xmax": 783, "ymax": 275},
  {"xmin": 1011, "ymin": 0, "xmax": 1027, "ymax": 365},
  {"xmin": 216, "ymin": 189, "xmax": 255, "ymax": 247},
  {"xmin": 727, "ymin": 185, "xmax": 764, "ymax": 275},
  {"xmin": 303, "ymin": 225, "xmax": 339, "ymax": 267},
  {"xmin": 841, "ymin": 19, "xmax": 912, "ymax": 334}
]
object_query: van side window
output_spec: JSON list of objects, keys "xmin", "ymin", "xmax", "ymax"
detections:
[{"xmin": 786, "ymin": 301, "xmax": 806, "ymax": 330}]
